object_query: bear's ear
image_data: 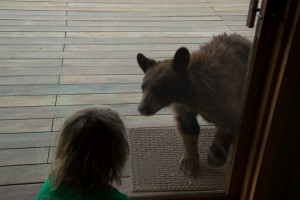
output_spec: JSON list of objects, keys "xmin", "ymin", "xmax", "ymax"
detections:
[
  {"xmin": 173, "ymin": 47, "xmax": 190, "ymax": 73},
  {"xmin": 137, "ymin": 53, "xmax": 156, "ymax": 73}
]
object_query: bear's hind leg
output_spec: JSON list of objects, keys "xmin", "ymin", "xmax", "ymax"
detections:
[
  {"xmin": 208, "ymin": 126, "xmax": 233, "ymax": 167},
  {"xmin": 173, "ymin": 105, "xmax": 200, "ymax": 176}
]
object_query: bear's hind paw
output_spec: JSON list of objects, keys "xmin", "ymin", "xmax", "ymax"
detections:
[{"xmin": 207, "ymin": 144, "xmax": 228, "ymax": 167}]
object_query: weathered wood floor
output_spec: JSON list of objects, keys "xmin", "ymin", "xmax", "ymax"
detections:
[{"xmin": 0, "ymin": 0, "xmax": 255, "ymax": 199}]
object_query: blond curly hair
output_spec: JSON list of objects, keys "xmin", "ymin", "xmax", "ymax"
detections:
[{"xmin": 49, "ymin": 106, "xmax": 129, "ymax": 194}]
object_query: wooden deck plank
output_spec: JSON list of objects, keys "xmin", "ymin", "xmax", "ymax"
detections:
[
  {"xmin": 0, "ymin": 67, "xmax": 62, "ymax": 76},
  {"xmin": 64, "ymin": 44, "xmax": 200, "ymax": 51},
  {"xmin": 67, "ymin": 20, "xmax": 227, "ymax": 27},
  {"xmin": 0, "ymin": 148, "xmax": 49, "ymax": 166},
  {"xmin": 8, "ymin": 0, "xmax": 209, "ymax": 2},
  {"xmin": 0, "ymin": 66, "xmax": 139, "ymax": 76},
  {"xmin": 9, "ymin": 40, "xmax": 284, "ymax": 59},
  {"xmin": 0, "ymin": 50, "xmax": 194, "ymax": 59},
  {"xmin": 57, "ymin": 93, "xmax": 142, "ymax": 105},
  {"xmin": 0, "ymin": 132, "xmax": 57, "ymax": 149},
  {"xmin": 0, "ymin": 107, "xmax": 57, "ymax": 120},
  {"xmin": 0, "ymin": 37, "xmax": 65, "ymax": 45},
  {"xmin": 0, "ymin": 84, "xmax": 141, "ymax": 96},
  {"xmin": 213, "ymin": 7, "xmax": 248, "ymax": 12},
  {"xmin": 0, "ymin": 6, "xmax": 69, "ymax": 11},
  {"xmin": 0, "ymin": 105, "xmax": 172, "ymax": 120},
  {"xmin": 222, "ymin": 20, "xmax": 250, "ymax": 25},
  {"xmin": 221, "ymin": 15, "xmax": 248, "ymax": 20},
  {"xmin": 0, "ymin": 76, "xmax": 59, "ymax": 85},
  {"xmin": 0, "ymin": 6, "xmax": 214, "ymax": 12},
  {"xmin": 0, "ymin": 10, "xmax": 242, "ymax": 18},
  {"xmin": 67, "ymin": 2, "xmax": 212, "ymax": 8},
  {"xmin": 0, "ymin": 51, "xmax": 174, "ymax": 59},
  {"xmin": 209, "ymin": 2, "xmax": 248, "ymax": 7},
  {"xmin": 0, "ymin": 15, "xmax": 223, "ymax": 21},
  {"xmin": 0, "ymin": 26, "xmax": 253, "ymax": 35},
  {"xmin": 62, "ymin": 104, "xmax": 150, "ymax": 117},
  {"xmin": 0, "ymin": 183, "xmax": 43, "ymax": 200},
  {"xmin": 63, "ymin": 58, "xmax": 146, "ymax": 67},
  {"xmin": 0, "ymin": 85, "xmax": 58, "ymax": 96},
  {"xmin": 0, "ymin": 25, "xmax": 232, "ymax": 32},
  {"xmin": 0, "ymin": 19, "xmax": 66, "ymax": 26},
  {"xmin": 0, "ymin": 45, "xmax": 64, "ymax": 52},
  {"xmin": 0, "ymin": 164, "xmax": 51, "ymax": 185},
  {"xmin": 229, "ymin": 25, "xmax": 256, "ymax": 31},
  {"xmin": 66, "ymin": 30, "xmax": 231, "ymax": 38},
  {"xmin": 61, "ymin": 67, "xmax": 142, "ymax": 75},
  {"xmin": 0, "ymin": 0, "xmax": 212, "ymax": 5},
  {"xmin": 60, "ymin": 75, "xmax": 143, "ymax": 84},
  {"xmin": 0, "ymin": 95, "xmax": 56, "ymax": 107},
  {"xmin": 0, "ymin": 1, "xmax": 67, "ymax": 7},
  {"xmin": 67, "ymin": 10, "xmax": 241, "ymax": 17},
  {"xmin": 0, "ymin": 32, "xmax": 65, "ymax": 38},
  {"xmin": 0, "ymin": 59, "xmax": 62, "ymax": 67},
  {"xmin": 62, "ymin": 67, "xmax": 143, "ymax": 75},
  {"xmin": 0, "ymin": 52, "xmax": 64, "ymax": 59},
  {"xmin": 0, "ymin": 10, "xmax": 66, "ymax": 16},
  {"xmin": 48, "ymin": 147, "xmax": 55, "ymax": 163},
  {"xmin": 0, "ymin": 37, "xmax": 214, "ymax": 45},
  {"xmin": 0, "ymin": 119, "xmax": 52, "ymax": 134}
]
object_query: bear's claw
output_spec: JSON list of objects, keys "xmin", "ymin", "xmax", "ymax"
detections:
[{"xmin": 179, "ymin": 158, "xmax": 200, "ymax": 177}]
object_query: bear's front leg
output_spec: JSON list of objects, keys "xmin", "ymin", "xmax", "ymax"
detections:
[{"xmin": 173, "ymin": 104, "xmax": 200, "ymax": 177}]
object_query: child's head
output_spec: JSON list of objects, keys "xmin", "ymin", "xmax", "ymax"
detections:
[{"xmin": 50, "ymin": 106, "xmax": 129, "ymax": 194}]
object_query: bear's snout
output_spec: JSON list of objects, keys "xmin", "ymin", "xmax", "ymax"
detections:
[
  {"xmin": 138, "ymin": 93, "xmax": 154, "ymax": 115},
  {"xmin": 138, "ymin": 93, "xmax": 163, "ymax": 115},
  {"xmin": 138, "ymin": 103, "xmax": 152, "ymax": 116},
  {"xmin": 138, "ymin": 103, "xmax": 143, "ymax": 114}
]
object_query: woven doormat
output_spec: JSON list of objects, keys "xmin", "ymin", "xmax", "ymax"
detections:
[{"xmin": 128, "ymin": 127, "xmax": 232, "ymax": 192}]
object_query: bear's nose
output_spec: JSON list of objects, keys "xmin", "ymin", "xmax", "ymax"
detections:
[
  {"xmin": 138, "ymin": 104, "xmax": 151, "ymax": 116},
  {"xmin": 138, "ymin": 104, "xmax": 143, "ymax": 114},
  {"xmin": 138, "ymin": 104, "xmax": 146, "ymax": 115}
]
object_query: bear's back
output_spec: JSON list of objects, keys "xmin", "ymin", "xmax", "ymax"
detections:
[{"xmin": 187, "ymin": 33, "xmax": 251, "ymax": 126}]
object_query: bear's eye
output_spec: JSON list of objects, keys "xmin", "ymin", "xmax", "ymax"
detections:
[{"xmin": 154, "ymin": 82, "xmax": 165, "ymax": 95}]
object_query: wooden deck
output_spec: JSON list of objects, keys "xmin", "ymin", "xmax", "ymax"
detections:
[{"xmin": 0, "ymin": 0, "xmax": 255, "ymax": 199}]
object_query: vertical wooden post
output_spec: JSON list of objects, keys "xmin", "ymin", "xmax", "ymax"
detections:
[{"xmin": 247, "ymin": 0, "xmax": 260, "ymax": 28}]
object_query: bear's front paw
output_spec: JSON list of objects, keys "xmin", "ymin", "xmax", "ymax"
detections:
[
  {"xmin": 207, "ymin": 143, "xmax": 228, "ymax": 167},
  {"xmin": 179, "ymin": 157, "xmax": 200, "ymax": 177}
]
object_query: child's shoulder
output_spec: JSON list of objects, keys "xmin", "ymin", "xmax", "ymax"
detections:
[
  {"xmin": 36, "ymin": 179, "xmax": 130, "ymax": 200},
  {"xmin": 94, "ymin": 186, "xmax": 130, "ymax": 200}
]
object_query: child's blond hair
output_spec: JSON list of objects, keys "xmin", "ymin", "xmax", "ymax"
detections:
[{"xmin": 49, "ymin": 106, "xmax": 129, "ymax": 194}]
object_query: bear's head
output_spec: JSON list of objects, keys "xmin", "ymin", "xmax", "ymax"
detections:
[{"xmin": 136, "ymin": 47, "xmax": 191, "ymax": 116}]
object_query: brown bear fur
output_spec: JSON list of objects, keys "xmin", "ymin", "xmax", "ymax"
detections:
[{"xmin": 137, "ymin": 33, "xmax": 251, "ymax": 176}]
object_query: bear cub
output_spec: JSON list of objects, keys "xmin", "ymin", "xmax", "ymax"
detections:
[{"xmin": 137, "ymin": 33, "xmax": 251, "ymax": 176}]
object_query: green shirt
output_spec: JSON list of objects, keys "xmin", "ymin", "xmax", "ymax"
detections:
[{"xmin": 35, "ymin": 179, "xmax": 130, "ymax": 200}]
